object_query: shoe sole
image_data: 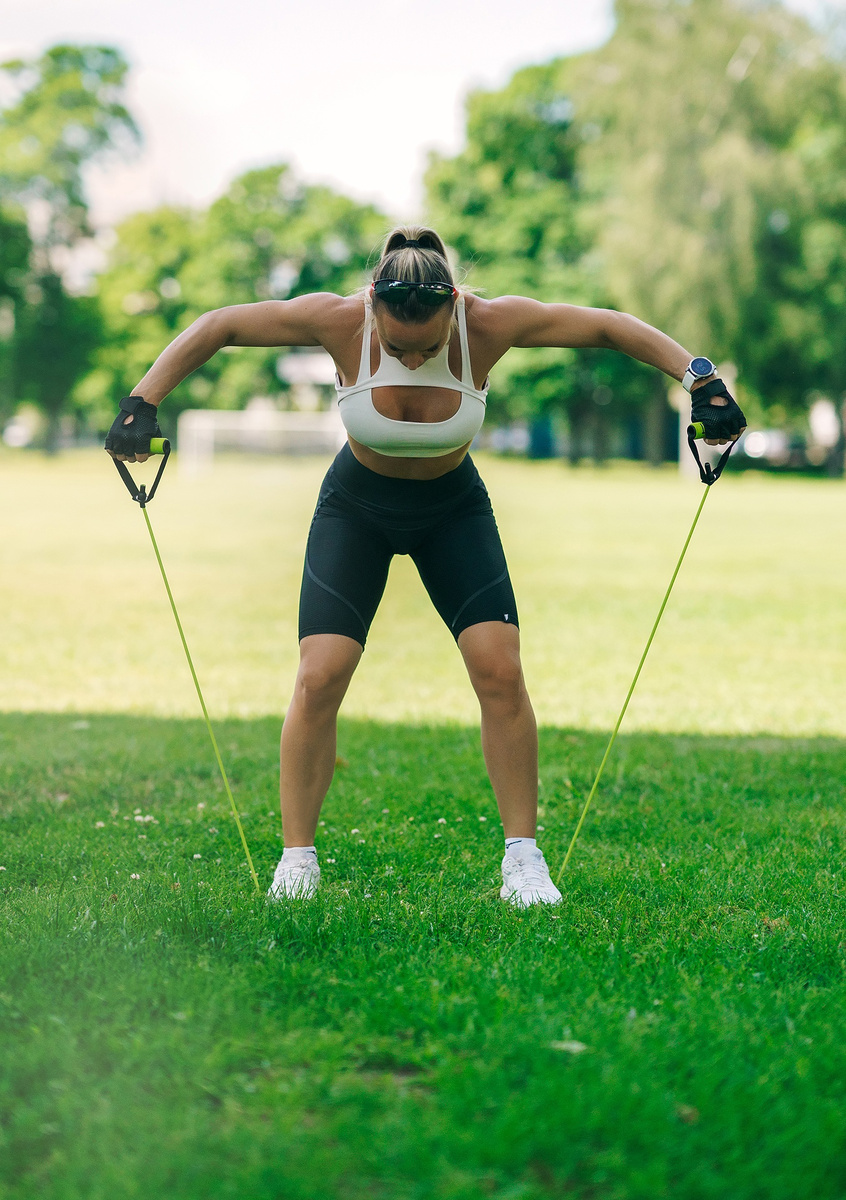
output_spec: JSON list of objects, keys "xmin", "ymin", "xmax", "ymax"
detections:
[{"xmin": 266, "ymin": 881, "xmax": 320, "ymax": 900}]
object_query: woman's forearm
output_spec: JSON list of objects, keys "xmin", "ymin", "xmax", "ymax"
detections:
[
  {"xmin": 601, "ymin": 311, "xmax": 700, "ymax": 384},
  {"xmin": 131, "ymin": 311, "xmax": 229, "ymax": 407}
]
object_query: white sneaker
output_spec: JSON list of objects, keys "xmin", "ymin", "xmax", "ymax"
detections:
[
  {"xmin": 267, "ymin": 853, "xmax": 320, "ymax": 900},
  {"xmin": 500, "ymin": 847, "xmax": 562, "ymax": 908}
]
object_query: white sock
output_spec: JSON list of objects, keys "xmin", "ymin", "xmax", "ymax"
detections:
[
  {"xmin": 282, "ymin": 845, "xmax": 317, "ymax": 863},
  {"xmin": 505, "ymin": 837, "xmax": 537, "ymax": 858}
]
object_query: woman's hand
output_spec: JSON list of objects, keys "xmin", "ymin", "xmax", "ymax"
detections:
[
  {"xmin": 690, "ymin": 379, "xmax": 747, "ymax": 446},
  {"xmin": 104, "ymin": 396, "xmax": 162, "ymax": 462}
]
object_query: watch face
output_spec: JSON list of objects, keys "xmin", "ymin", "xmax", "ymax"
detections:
[{"xmin": 690, "ymin": 357, "xmax": 715, "ymax": 377}]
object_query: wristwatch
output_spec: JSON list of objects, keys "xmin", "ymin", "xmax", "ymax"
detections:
[{"xmin": 682, "ymin": 357, "xmax": 717, "ymax": 392}]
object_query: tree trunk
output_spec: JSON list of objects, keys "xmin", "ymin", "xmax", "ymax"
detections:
[
  {"xmin": 42, "ymin": 407, "xmax": 62, "ymax": 455},
  {"xmin": 825, "ymin": 401, "xmax": 846, "ymax": 478},
  {"xmin": 643, "ymin": 390, "xmax": 668, "ymax": 467}
]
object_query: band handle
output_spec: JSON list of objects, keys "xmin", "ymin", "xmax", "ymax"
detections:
[
  {"xmin": 686, "ymin": 424, "xmax": 737, "ymax": 486},
  {"xmin": 111, "ymin": 439, "xmax": 171, "ymax": 507}
]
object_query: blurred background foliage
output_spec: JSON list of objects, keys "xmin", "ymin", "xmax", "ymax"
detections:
[{"xmin": 3, "ymin": 0, "xmax": 846, "ymax": 464}]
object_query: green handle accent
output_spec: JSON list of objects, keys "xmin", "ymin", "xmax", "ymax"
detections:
[
  {"xmin": 149, "ymin": 437, "xmax": 169, "ymax": 455},
  {"xmin": 688, "ymin": 422, "xmax": 705, "ymax": 440}
]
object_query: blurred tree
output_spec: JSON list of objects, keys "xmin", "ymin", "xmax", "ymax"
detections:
[
  {"xmin": 425, "ymin": 60, "xmax": 665, "ymax": 460},
  {"xmin": 566, "ymin": 0, "xmax": 846, "ymax": 421},
  {"xmin": 0, "ymin": 44, "xmax": 139, "ymax": 449},
  {"xmin": 88, "ymin": 163, "xmax": 387, "ymax": 431},
  {"xmin": 426, "ymin": 0, "xmax": 846, "ymax": 466},
  {"xmin": 0, "ymin": 204, "xmax": 31, "ymax": 421},
  {"xmin": 77, "ymin": 206, "xmax": 200, "ymax": 432}
]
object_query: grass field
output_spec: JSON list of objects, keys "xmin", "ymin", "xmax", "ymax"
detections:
[{"xmin": 1, "ymin": 450, "xmax": 845, "ymax": 1198}]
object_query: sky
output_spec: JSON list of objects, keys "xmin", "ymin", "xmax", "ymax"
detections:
[{"xmin": 1, "ymin": 0, "xmax": 840, "ymax": 231}]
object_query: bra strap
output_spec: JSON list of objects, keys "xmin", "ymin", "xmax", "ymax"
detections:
[
  {"xmin": 456, "ymin": 295, "xmax": 473, "ymax": 387},
  {"xmin": 355, "ymin": 303, "xmax": 374, "ymax": 385}
]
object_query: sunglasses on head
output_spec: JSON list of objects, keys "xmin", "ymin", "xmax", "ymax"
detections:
[{"xmin": 371, "ymin": 279, "xmax": 458, "ymax": 307}]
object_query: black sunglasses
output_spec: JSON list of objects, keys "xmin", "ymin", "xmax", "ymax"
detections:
[{"xmin": 371, "ymin": 279, "xmax": 458, "ymax": 307}]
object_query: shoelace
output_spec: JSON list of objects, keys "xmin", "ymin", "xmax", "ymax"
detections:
[
  {"xmin": 508, "ymin": 853, "xmax": 550, "ymax": 890},
  {"xmin": 274, "ymin": 860, "xmax": 316, "ymax": 883}
]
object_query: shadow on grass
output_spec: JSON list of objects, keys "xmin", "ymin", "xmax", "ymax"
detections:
[{"xmin": 1, "ymin": 709, "xmax": 845, "ymax": 885}]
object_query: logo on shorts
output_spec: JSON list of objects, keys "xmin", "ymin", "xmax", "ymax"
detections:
[{"xmin": 504, "ymin": 613, "xmax": 509, "ymax": 621}]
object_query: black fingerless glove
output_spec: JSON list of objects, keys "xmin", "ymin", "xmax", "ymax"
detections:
[
  {"xmin": 690, "ymin": 379, "xmax": 746, "ymax": 440},
  {"xmin": 104, "ymin": 395, "xmax": 162, "ymax": 456}
]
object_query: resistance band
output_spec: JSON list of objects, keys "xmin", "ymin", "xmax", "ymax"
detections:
[
  {"xmin": 113, "ymin": 441, "xmax": 261, "ymax": 893},
  {"xmin": 556, "ymin": 428, "xmax": 737, "ymax": 884}
]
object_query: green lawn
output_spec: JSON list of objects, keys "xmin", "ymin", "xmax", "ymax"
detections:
[{"xmin": 1, "ymin": 450, "xmax": 845, "ymax": 1198}]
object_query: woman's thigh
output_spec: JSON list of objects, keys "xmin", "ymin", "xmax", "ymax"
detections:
[
  {"xmin": 411, "ymin": 507, "xmax": 518, "ymax": 640},
  {"xmin": 299, "ymin": 512, "xmax": 393, "ymax": 648}
]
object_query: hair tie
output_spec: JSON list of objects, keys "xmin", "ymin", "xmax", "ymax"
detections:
[{"xmin": 402, "ymin": 239, "xmax": 422, "ymax": 249}]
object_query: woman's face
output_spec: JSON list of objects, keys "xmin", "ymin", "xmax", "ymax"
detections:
[{"xmin": 373, "ymin": 304, "xmax": 454, "ymax": 371}]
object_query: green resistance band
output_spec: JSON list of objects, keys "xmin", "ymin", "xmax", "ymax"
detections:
[
  {"xmin": 111, "ymin": 440, "xmax": 261, "ymax": 894},
  {"xmin": 555, "ymin": 484, "xmax": 710, "ymax": 884},
  {"xmin": 555, "ymin": 418, "xmax": 742, "ymax": 885}
]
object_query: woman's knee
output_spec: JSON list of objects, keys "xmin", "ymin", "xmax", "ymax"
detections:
[
  {"xmin": 294, "ymin": 635, "xmax": 362, "ymax": 712},
  {"xmin": 460, "ymin": 626, "xmax": 525, "ymax": 705}
]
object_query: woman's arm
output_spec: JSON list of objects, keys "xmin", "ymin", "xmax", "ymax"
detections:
[
  {"xmin": 482, "ymin": 295, "xmax": 745, "ymax": 445},
  {"xmin": 489, "ymin": 295, "xmax": 700, "ymax": 383},
  {"xmin": 132, "ymin": 294, "xmax": 341, "ymax": 407},
  {"xmin": 108, "ymin": 294, "xmax": 345, "ymax": 461}
]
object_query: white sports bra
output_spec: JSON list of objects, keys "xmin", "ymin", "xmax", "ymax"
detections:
[{"xmin": 334, "ymin": 294, "xmax": 489, "ymax": 458}]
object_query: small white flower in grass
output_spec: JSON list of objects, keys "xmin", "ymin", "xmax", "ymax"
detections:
[
  {"xmin": 0, "ymin": 866, "xmax": 6, "ymax": 871},
  {"xmin": 358, "ymin": 839, "xmax": 365, "ymax": 844},
  {"xmin": 134, "ymin": 808, "xmax": 141, "ymax": 815},
  {"xmin": 456, "ymin": 816, "xmax": 463, "ymax": 822},
  {"xmin": 208, "ymin": 827, "xmax": 218, "ymax": 834},
  {"xmin": 437, "ymin": 817, "xmax": 447, "ymax": 824},
  {"xmin": 197, "ymin": 802, "xmax": 206, "ymax": 811},
  {"xmin": 478, "ymin": 816, "xmax": 487, "ymax": 822},
  {"xmin": 326, "ymin": 858, "xmax": 336, "ymax": 864},
  {"xmin": 363, "ymin": 892, "xmax": 372, "ymax": 899},
  {"xmin": 193, "ymin": 854, "xmax": 202, "ymax": 859},
  {"xmin": 538, "ymin": 825, "xmax": 545, "ymax": 832},
  {"xmin": 130, "ymin": 873, "xmax": 140, "ymax": 880},
  {"xmin": 382, "ymin": 808, "xmax": 389, "ymax": 814},
  {"xmin": 94, "ymin": 821, "xmax": 105, "ymax": 829},
  {"xmin": 434, "ymin": 833, "xmax": 442, "ymax": 839},
  {"xmin": 550, "ymin": 1040, "xmax": 588, "ymax": 1054},
  {"xmin": 351, "ymin": 828, "xmax": 360, "ymax": 834}
]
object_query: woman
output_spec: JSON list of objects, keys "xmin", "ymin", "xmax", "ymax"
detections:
[{"xmin": 106, "ymin": 225, "xmax": 745, "ymax": 907}]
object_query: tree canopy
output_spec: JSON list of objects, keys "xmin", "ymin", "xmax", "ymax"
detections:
[
  {"xmin": 85, "ymin": 164, "xmax": 387, "ymax": 430},
  {"xmin": 426, "ymin": 0, "xmax": 846, "ymax": 447},
  {"xmin": 0, "ymin": 44, "xmax": 138, "ymax": 447}
]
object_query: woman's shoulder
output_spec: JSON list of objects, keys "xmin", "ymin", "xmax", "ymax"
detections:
[
  {"xmin": 462, "ymin": 292, "xmax": 533, "ymax": 347},
  {"xmin": 289, "ymin": 291, "xmax": 366, "ymax": 339},
  {"xmin": 292, "ymin": 291, "xmax": 364, "ymax": 320}
]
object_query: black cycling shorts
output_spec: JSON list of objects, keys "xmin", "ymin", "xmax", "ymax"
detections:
[{"xmin": 298, "ymin": 444, "xmax": 518, "ymax": 648}]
